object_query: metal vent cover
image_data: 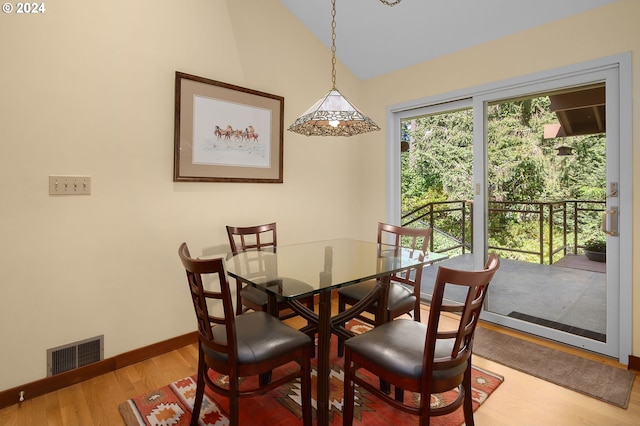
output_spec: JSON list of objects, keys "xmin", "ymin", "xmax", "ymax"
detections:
[{"xmin": 47, "ymin": 335, "xmax": 104, "ymax": 376}]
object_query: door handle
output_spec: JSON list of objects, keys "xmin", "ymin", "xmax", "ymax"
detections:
[{"xmin": 601, "ymin": 206, "xmax": 618, "ymax": 236}]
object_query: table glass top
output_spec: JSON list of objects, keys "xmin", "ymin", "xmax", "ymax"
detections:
[{"xmin": 224, "ymin": 238, "xmax": 447, "ymax": 299}]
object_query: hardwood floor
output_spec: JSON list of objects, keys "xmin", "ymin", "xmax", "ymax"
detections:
[{"xmin": 1, "ymin": 304, "xmax": 638, "ymax": 425}]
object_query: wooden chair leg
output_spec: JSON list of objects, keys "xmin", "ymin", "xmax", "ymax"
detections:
[
  {"xmin": 419, "ymin": 384, "xmax": 432, "ymax": 426},
  {"xmin": 300, "ymin": 347, "xmax": 312, "ymax": 426},
  {"xmin": 259, "ymin": 371, "xmax": 272, "ymax": 386},
  {"xmin": 337, "ymin": 297, "xmax": 347, "ymax": 357},
  {"xmin": 191, "ymin": 350, "xmax": 206, "ymax": 426},
  {"xmin": 419, "ymin": 412, "xmax": 431, "ymax": 426},
  {"xmin": 229, "ymin": 376, "xmax": 239, "ymax": 426},
  {"xmin": 343, "ymin": 350, "xmax": 355, "ymax": 426},
  {"xmin": 462, "ymin": 361, "xmax": 474, "ymax": 426},
  {"xmin": 394, "ymin": 385, "xmax": 404, "ymax": 402}
]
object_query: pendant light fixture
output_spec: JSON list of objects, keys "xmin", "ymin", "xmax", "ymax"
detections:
[{"xmin": 288, "ymin": 0, "xmax": 380, "ymax": 137}]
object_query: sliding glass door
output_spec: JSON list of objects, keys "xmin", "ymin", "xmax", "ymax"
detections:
[
  {"xmin": 479, "ymin": 82, "xmax": 618, "ymax": 357},
  {"xmin": 390, "ymin": 55, "xmax": 631, "ymax": 361}
]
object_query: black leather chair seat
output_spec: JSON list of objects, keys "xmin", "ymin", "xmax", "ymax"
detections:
[
  {"xmin": 205, "ymin": 311, "xmax": 311, "ymax": 365},
  {"xmin": 344, "ymin": 319, "xmax": 465, "ymax": 382},
  {"xmin": 241, "ymin": 278, "xmax": 315, "ymax": 308},
  {"xmin": 338, "ymin": 280, "xmax": 416, "ymax": 313}
]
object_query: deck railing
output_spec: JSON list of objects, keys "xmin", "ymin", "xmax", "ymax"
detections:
[{"xmin": 402, "ymin": 199, "xmax": 606, "ymax": 264}]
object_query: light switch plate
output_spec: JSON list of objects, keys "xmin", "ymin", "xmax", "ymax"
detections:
[{"xmin": 49, "ymin": 175, "xmax": 91, "ymax": 195}]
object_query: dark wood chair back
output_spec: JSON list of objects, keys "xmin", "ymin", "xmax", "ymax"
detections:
[
  {"xmin": 226, "ymin": 223, "xmax": 277, "ymax": 315},
  {"xmin": 225, "ymin": 223, "xmax": 315, "ymax": 322},
  {"xmin": 178, "ymin": 243, "xmax": 237, "ymax": 365},
  {"xmin": 342, "ymin": 253, "xmax": 500, "ymax": 426},
  {"xmin": 178, "ymin": 242, "xmax": 312, "ymax": 426},
  {"xmin": 378, "ymin": 222, "xmax": 432, "ymax": 318},
  {"xmin": 424, "ymin": 254, "xmax": 500, "ymax": 393},
  {"xmin": 226, "ymin": 222, "xmax": 277, "ymax": 253},
  {"xmin": 337, "ymin": 223, "xmax": 432, "ymax": 357}
]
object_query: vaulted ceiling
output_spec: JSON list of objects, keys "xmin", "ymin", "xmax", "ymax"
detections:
[{"xmin": 280, "ymin": 0, "xmax": 618, "ymax": 80}]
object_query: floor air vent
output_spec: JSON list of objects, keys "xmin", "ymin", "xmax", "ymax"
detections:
[{"xmin": 47, "ymin": 335, "xmax": 104, "ymax": 376}]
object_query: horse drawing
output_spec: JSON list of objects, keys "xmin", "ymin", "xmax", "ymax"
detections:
[
  {"xmin": 214, "ymin": 125, "xmax": 224, "ymax": 140},
  {"xmin": 246, "ymin": 125, "xmax": 259, "ymax": 142},
  {"xmin": 214, "ymin": 124, "xmax": 258, "ymax": 143}
]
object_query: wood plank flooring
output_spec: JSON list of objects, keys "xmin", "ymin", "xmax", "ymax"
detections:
[{"xmin": 0, "ymin": 303, "xmax": 638, "ymax": 425}]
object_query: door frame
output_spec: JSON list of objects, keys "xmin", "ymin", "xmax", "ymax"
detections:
[{"xmin": 386, "ymin": 53, "xmax": 632, "ymax": 364}]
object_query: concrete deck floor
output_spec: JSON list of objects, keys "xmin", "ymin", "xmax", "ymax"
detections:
[{"xmin": 420, "ymin": 253, "xmax": 607, "ymax": 340}]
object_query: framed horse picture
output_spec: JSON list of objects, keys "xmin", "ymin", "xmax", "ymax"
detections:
[{"xmin": 173, "ymin": 72, "xmax": 284, "ymax": 183}]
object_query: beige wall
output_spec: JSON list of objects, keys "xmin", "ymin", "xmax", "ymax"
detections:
[
  {"xmin": 0, "ymin": 0, "xmax": 372, "ymax": 391},
  {"xmin": 0, "ymin": 0, "xmax": 637, "ymax": 393}
]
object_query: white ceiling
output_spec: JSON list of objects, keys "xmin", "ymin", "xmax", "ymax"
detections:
[{"xmin": 280, "ymin": 0, "xmax": 618, "ymax": 80}]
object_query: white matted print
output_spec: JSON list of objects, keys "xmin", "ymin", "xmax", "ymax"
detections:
[
  {"xmin": 192, "ymin": 95, "xmax": 271, "ymax": 168},
  {"xmin": 174, "ymin": 72, "xmax": 284, "ymax": 183}
]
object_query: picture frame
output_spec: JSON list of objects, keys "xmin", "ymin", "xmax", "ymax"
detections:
[{"xmin": 173, "ymin": 72, "xmax": 284, "ymax": 183}]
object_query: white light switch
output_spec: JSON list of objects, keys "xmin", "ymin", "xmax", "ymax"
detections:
[{"xmin": 49, "ymin": 175, "xmax": 91, "ymax": 195}]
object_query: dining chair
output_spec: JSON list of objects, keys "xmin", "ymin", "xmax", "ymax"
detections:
[
  {"xmin": 342, "ymin": 253, "xmax": 500, "ymax": 426},
  {"xmin": 178, "ymin": 242, "xmax": 313, "ymax": 426},
  {"xmin": 226, "ymin": 222, "xmax": 316, "ymax": 319},
  {"xmin": 336, "ymin": 222, "xmax": 432, "ymax": 357}
]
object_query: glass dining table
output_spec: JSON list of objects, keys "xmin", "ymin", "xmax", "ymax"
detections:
[{"xmin": 224, "ymin": 238, "xmax": 448, "ymax": 426}]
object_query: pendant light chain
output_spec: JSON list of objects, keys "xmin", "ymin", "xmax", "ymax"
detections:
[
  {"xmin": 379, "ymin": 0, "xmax": 402, "ymax": 6},
  {"xmin": 331, "ymin": 0, "xmax": 337, "ymax": 90}
]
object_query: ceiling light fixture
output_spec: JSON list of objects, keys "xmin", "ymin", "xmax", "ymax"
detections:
[{"xmin": 288, "ymin": 0, "xmax": 380, "ymax": 137}]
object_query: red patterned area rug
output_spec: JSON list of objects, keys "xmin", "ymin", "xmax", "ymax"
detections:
[{"xmin": 119, "ymin": 322, "xmax": 503, "ymax": 426}]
